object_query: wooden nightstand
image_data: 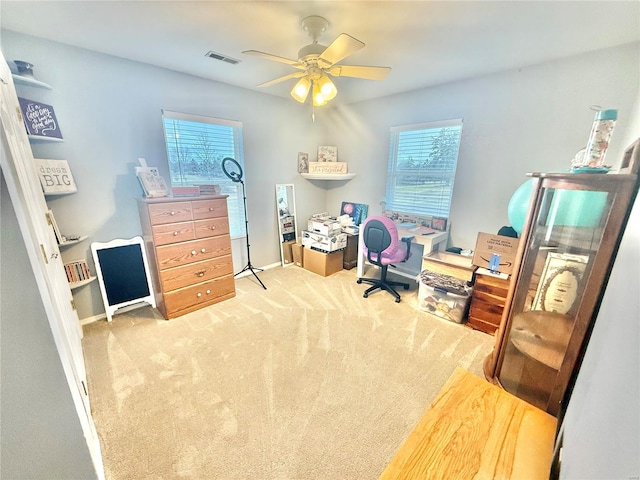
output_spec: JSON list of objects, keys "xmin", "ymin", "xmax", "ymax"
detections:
[{"xmin": 467, "ymin": 270, "xmax": 510, "ymax": 335}]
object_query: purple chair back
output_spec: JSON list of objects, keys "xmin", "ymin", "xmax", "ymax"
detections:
[{"xmin": 362, "ymin": 216, "xmax": 409, "ymax": 265}]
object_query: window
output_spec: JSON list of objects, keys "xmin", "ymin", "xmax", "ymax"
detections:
[
  {"xmin": 385, "ymin": 119, "xmax": 463, "ymax": 218},
  {"xmin": 161, "ymin": 110, "xmax": 246, "ymax": 238}
]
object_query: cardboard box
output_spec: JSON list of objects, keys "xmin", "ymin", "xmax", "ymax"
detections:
[
  {"xmin": 282, "ymin": 240, "xmax": 295, "ymax": 264},
  {"xmin": 307, "ymin": 218, "xmax": 342, "ymax": 237},
  {"xmin": 422, "ymin": 251, "xmax": 476, "ymax": 282},
  {"xmin": 471, "ymin": 233, "xmax": 519, "ymax": 275},
  {"xmin": 303, "ymin": 248, "xmax": 343, "ymax": 277},
  {"xmin": 302, "ymin": 230, "xmax": 347, "ymax": 252},
  {"xmin": 291, "ymin": 243, "xmax": 303, "ymax": 267}
]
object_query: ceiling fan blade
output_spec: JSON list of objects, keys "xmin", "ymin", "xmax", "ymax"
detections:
[
  {"xmin": 327, "ymin": 65, "xmax": 391, "ymax": 81},
  {"xmin": 256, "ymin": 71, "xmax": 305, "ymax": 88},
  {"xmin": 242, "ymin": 50, "xmax": 304, "ymax": 69},
  {"xmin": 317, "ymin": 33, "xmax": 364, "ymax": 68}
]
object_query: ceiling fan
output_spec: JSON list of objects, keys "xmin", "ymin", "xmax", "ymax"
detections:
[{"xmin": 242, "ymin": 16, "xmax": 391, "ymax": 107}]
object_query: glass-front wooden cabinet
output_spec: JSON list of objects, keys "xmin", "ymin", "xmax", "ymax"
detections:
[{"xmin": 484, "ymin": 140, "xmax": 639, "ymax": 417}]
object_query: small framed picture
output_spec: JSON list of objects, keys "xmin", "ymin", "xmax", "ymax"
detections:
[
  {"xmin": 432, "ymin": 216, "xmax": 448, "ymax": 231},
  {"xmin": 317, "ymin": 145, "xmax": 337, "ymax": 162},
  {"xmin": 297, "ymin": 152, "xmax": 309, "ymax": 173}
]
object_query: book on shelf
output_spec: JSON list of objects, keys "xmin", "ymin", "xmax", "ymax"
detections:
[
  {"xmin": 171, "ymin": 186, "xmax": 200, "ymax": 197},
  {"xmin": 63, "ymin": 259, "xmax": 91, "ymax": 284}
]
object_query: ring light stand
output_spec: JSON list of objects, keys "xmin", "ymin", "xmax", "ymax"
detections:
[{"xmin": 222, "ymin": 157, "xmax": 266, "ymax": 290}]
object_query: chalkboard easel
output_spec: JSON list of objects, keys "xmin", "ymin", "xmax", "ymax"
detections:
[{"xmin": 91, "ymin": 236, "xmax": 156, "ymax": 321}]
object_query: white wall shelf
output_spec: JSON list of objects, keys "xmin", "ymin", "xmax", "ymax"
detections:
[
  {"xmin": 12, "ymin": 74, "xmax": 52, "ymax": 90},
  {"xmin": 28, "ymin": 135, "xmax": 64, "ymax": 143},
  {"xmin": 59, "ymin": 236, "xmax": 89, "ymax": 248},
  {"xmin": 69, "ymin": 276, "xmax": 96, "ymax": 290},
  {"xmin": 301, "ymin": 173, "xmax": 356, "ymax": 181}
]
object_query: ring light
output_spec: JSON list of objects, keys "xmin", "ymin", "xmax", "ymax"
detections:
[{"xmin": 222, "ymin": 157, "xmax": 243, "ymax": 183}]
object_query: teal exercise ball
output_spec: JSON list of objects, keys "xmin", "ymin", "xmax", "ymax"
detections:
[
  {"xmin": 507, "ymin": 178, "xmax": 607, "ymax": 235},
  {"xmin": 507, "ymin": 180, "xmax": 533, "ymax": 235}
]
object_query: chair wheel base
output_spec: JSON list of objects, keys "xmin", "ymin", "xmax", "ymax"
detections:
[
  {"xmin": 363, "ymin": 293, "xmax": 368, "ymax": 298},
  {"xmin": 357, "ymin": 279, "xmax": 362, "ymax": 284},
  {"xmin": 403, "ymin": 285, "xmax": 409, "ymax": 290},
  {"xmin": 395, "ymin": 297, "xmax": 401, "ymax": 303}
]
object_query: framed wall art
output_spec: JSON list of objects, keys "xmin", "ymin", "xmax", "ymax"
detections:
[{"xmin": 317, "ymin": 145, "xmax": 337, "ymax": 162}]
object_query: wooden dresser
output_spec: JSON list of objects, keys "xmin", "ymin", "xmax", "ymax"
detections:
[
  {"xmin": 467, "ymin": 270, "xmax": 510, "ymax": 335},
  {"xmin": 137, "ymin": 195, "xmax": 235, "ymax": 319}
]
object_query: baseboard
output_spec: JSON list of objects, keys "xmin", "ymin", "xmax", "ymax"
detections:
[{"xmin": 80, "ymin": 263, "xmax": 283, "ymax": 324}]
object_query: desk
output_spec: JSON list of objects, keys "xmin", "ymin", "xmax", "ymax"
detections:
[
  {"xmin": 356, "ymin": 228, "xmax": 448, "ymax": 280},
  {"xmin": 379, "ymin": 367, "xmax": 557, "ymax": 480}
]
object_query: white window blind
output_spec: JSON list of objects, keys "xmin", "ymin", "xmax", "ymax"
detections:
[
  {"xmin": 161, "ymin": 110, "xmax": 246, "ymax": 238},
  {"xmin": 385, "ymin": 118, "xmax": 463, "ymax": 218}
]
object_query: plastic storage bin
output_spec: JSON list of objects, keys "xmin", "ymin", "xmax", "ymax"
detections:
[{"xmin": 417, "ymin": 270, "xmax": 472, "ymax": 323}]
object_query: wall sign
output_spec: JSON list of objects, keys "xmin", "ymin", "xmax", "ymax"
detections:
[
  {"xmin": 35, "ymin": 158, "xmax": 77, "ymax": 194},
  {"xmin": 18, "ymin": 97, "xmax": 63, "ymax": 139}
]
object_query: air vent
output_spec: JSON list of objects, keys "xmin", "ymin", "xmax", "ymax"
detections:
[{"xmin": 205, "ymin": 51, "xmax": 240, "ymax": 65}]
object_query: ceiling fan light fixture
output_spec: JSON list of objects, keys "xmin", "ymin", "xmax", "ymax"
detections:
[
  {"xmin": 291, "ymin": 77, "xmax": 311, "ymax": 103},
  {"xmin": 317, "ymin": 75, "xmax": 337, "ymax": 101},
  {"xmin": 312, "ymin": 81, "xmax": 329, "ymax": 107}
]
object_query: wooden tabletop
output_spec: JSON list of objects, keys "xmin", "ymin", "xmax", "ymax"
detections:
[{"xmin": 379, "ymin": 367, "xmax": 557, "ymax": 480}]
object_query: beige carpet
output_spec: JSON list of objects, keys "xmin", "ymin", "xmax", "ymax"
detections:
[{"xmin": 82, "ymin": 265, "xmax": 495, "ymax": 480}]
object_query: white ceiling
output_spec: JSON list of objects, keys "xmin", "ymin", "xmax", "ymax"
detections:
[{"xmin": 2, "ymin": 1, "xmax": 639, "ymax": 105}]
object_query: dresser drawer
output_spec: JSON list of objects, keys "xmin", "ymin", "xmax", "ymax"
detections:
[
  {"xmin": 194, "ymin": 217, "xmax": 229, "ymax": 238},
  {"xmin": 192, "ymin": 199, "xmax": 227, "ymax": 220},
  {"xmin": 164, "ymin": 275, "xmax": 236, "ymax": 315},
  {"xmin": 148, "ymin": 202, "xmax": 193, "ymax": 225},
  {"xmin": 152, "ymin": 221, "xmax": 196, "ymax": 246},
  {"xmin": 159, "ymin": 255, "xmax": 233, "ymax": 292},
  {"xmin": 156, "ymin": 236, "xmax": 232, "ymax": 270}
]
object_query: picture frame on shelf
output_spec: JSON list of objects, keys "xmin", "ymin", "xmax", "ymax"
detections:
[
  {"xmin": 317, "ymin": 145, "xmax": 337, "ymax": 162},
  {"xmin": 297, "ymin": 152, "xmax": 309, "ymax": 173},
  {"xmin": 18, "ymin": 97, "xmax": 63, "ymax": 139},
  {"xmin": 532, "ymin": 252, "xmax": 589, "ymax": 316},
  {"xmin": 35, "ymin": 158, "xmax": 77, "ymax": 194},
  {"xmin": 340, "ymin": 202, "xmax": 369, "ymax": 226},
  {"xmin": 135, "ymin": 166, "xmax": 169, "ymax": 198},
  {"xmin": 432, "ymin": 216, "xmax": 448, "ymax": 231}
]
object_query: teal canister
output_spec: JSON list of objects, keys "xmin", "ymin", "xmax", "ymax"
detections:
[{"xmin": 580, "ymin": 109, "xmax": 617, "ymax": 168}]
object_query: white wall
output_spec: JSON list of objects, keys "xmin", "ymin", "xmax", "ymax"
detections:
[
  {"xmin": 1, "ymin": 29, "xmax": 638, "ymax": 480},
  {"xmin": 1, "ymin": 30, "xmax": 326, "ymax": 320},
  {"xmin": 323, "ymin": 43, "xmax": 640, "ymax": 249},
  {"xmin": 0, "ymin": 173, "xmax": 97, "ymax": 479},
  {"xmin": 558, "ymin": 93, "xmax": 640, "ymax": 479},
  {"xmin": 3, "ymin": 31, "xmax": 637, "ymax": 320}
]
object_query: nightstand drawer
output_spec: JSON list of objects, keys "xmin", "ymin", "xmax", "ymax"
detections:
[
  {"xmin": 152, "ymin": 221, "xmax": 195, "ymax": 246},
  {"xmin": 192, "ymin": 199, "xmax": 227, "ymax": 220},
  {"xmin": 156, "ymin": 236, "xmax": 232, "ymax": 270},
  {"xmin": 194, "ymin": 217, "xmax": 229, "ymax": 238},
  {"xmin": 148, "ymin": 202, "xmax": 193, "ymax": 225},
  {"xmin": 163, "ymin": 275, "xmax": 235, "ymax": 314},
  {"xmin": 159, "ymin": 255, "xmax": 233, "ymax": 292}
]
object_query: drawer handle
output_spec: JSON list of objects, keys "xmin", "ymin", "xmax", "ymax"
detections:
[
  {"xmin": 173, "ymin": 231, "xmax": 179, "ymax": 236},
  {"xmin": 191, "ymin": 250, "xmax": 197, "ymax": 255},
  {"xmin": 208, "ymin": 207, "xmax": 214, "ymax": 211},
  {"xmin": 196, "ymin": 270, "xmax": 206, "ymax": 277},
  {"xmin": 201, "ymin": 248, "xmax": 206, "ymax": 253},
  {"xmin": 206, "ymin": 289, "xmax": 211, "ymax": 295},
  {"xmin": 197, "ymin": 292, "xmax": 202, "ymax": 298},
  {"xmin": 211, "ymin": 226, "xmax": 216, "ymax": 230},
  {"xmin": 169, "ymin": 211, "xmax": 176, "ymax": 216}
]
